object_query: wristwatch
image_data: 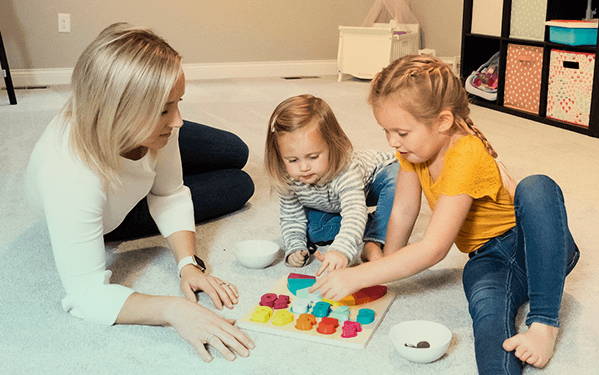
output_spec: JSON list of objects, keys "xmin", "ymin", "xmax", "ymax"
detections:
[{"xmin": 177, "ymin": 255, "xmax": 206, "ymax": 276}]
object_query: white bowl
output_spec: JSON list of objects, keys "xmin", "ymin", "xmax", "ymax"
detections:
[
  {"xmin": 233, "ymin": 240, "xmax": 280, "ymax": 269},
  {"xmin": 389, "ymin": 320, "xmax": 452, "ymax": 363}
]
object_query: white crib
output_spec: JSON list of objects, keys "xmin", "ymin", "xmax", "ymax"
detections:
[{"xmin": 337, "ymin": 21, "xmax": 419, "ymax": 81}]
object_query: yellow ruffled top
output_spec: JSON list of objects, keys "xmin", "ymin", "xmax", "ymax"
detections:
[{"xmin": 397, "ymin": 135, "xmax": 515, "ymax": 253}]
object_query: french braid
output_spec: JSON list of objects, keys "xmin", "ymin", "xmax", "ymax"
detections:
[{"xmin": 369, "ymin": 55, "xmax": 517, "ymax": 197}]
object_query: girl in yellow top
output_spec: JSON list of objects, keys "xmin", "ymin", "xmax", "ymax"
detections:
[{"xmin": 311, "ymin": 55, "xmax": 580, "ymax": 374}]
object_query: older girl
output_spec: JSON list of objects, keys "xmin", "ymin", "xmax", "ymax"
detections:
[{"xmin": 311, "ymin": 55, "xmax": 579, "ymax": 374}]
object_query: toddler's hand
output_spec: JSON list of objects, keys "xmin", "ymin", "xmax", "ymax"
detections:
[
  {"xmin": 287, "ymin": 250, "xmax": 309, "ymax": 267},
  {"xmin": 314, "ymin": 250, "xmax": 348, "ymax": 276}
]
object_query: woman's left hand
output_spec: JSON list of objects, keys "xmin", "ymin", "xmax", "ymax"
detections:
[{"xmin": 180, "ymin": 267, "xmax": 239, "ymax": 310}]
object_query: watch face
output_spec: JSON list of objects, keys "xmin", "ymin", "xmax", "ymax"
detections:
[{"xmin": 193, "ymin": 255, "xmax": 206, "ymax": 271}]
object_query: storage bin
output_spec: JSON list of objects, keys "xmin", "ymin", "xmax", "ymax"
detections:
[
  {"xmin": 545, "ymin": 20, "xmax": 598, "ymax": 46},
  {"xmin": 337, "ymin": 22, "xmax": 419, "ymax": 81},
  {"xmin": 510, "ymin": 0, "xmax": 548, "ymax": 41},
  {"xmin": 504, "ymin": 44, "xmax": 544, "ymax": 114},
  {"xmin": 546, "ymin": 49, "xmax": 595, "ymax": 127},
  {"xmin": 471, "ymin": 0, "xmax": 503, "ymax": 37}
]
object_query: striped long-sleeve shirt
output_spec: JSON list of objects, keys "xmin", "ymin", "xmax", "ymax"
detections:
[{"xmin": 279, "ymin": 149, "xmax": 396, "ymax": 262}]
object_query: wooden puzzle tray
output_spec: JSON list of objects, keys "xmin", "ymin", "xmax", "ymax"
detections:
[{"xmin": 237, "ymin": 274, "xmax": 396, "ymax": 349}]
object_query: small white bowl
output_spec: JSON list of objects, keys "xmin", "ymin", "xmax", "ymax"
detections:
[
  {"xmin": 233, "ymin": 240, "xmax": 280, "ymax": 269},
  {"xmin": 389, "ymin": 320, "xmax": 452, "ymax": 363}
]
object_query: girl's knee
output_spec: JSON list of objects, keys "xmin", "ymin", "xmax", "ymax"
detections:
[
  {"xmin": 515, "ymin": 175, "xmax": 562, "ymax": 205},
  {"xmin": 516, "ymin": 175, "xmax": 557, "ymax": 193}
]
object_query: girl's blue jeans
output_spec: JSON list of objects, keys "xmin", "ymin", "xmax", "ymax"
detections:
[
  {"xmin": 305, "ymin": 161, "xmax": 399, "ymax": 250},
  {"xmin": 462, "ymin": 175, "xmax": 579, "ymax": 374}
]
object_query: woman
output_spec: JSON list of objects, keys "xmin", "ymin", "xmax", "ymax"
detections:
[{"xmin": 26, "ymin": 22, "xmax": 255, "ymax": 362}]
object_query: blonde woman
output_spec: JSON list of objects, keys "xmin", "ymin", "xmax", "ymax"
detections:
[
  {"xmin": 26, "ymin": 23, "xmax": 254, "ymax": 362},
  {"xmin": 265, "ymin": 94, "xmax": 399, "ymax": 275}
]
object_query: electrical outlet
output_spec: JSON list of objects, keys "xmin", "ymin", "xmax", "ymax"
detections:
[{"xmin": 58, "ymin": 13, "xmax": 70, "ymax": 33}]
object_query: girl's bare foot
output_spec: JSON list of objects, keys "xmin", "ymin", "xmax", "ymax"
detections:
[
  {"xmin": 502, "ymin": 322, "xmax": 559, "ymax": 368},
  {"xmin": 360, "ymin": 242, "xmax": 383, "ymax": 263}
]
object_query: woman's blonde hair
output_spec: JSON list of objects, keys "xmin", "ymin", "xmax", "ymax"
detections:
[
  {"xmin": 265, "ymin": 94, "xmax": 353, "ymax": 191},
  {"xmin": 61, "ymin": 22, "xmax": 182, "ymax": 187},
  {"xmin": 368, "ymin": 55, "xmax": 517, "ymax": 196}
]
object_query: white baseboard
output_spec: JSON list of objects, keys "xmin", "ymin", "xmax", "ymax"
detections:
[{"xmin": 4, "ymin": 60, "xmax": 338, "ymax": 88}]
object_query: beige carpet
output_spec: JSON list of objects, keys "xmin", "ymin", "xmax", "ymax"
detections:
[{"xmin": 1, "ymin": 75, "xmax": 598, "ymax": 375}]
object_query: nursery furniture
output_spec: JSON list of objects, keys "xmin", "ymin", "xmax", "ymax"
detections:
[
  {"xmin": 337, "ymin": 21, "xmax": 419, "ymax": 81},
  {"xmin": 0, "ymin": 29, "xmax": 17, "ymax": 105},
  {"xmin": 418, "ymin": 49, "xmax": 461, "ymax": 76},
  {"xmin": 461, "ymin": 0, "xmax": 599, "ymax": 138}
]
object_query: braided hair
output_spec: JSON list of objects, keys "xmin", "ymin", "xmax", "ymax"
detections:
[{"xmin": 368, "ymin": 55, "xmax": 516, "ymax": 196}]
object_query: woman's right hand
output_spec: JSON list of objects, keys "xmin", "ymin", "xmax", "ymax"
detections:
[
  {"xmin": 164, "ymin": 297, "xmax": 255, "ymax": 362},
  {"xmin": 287, "ymin": 249, "xmax": 309, "ymax": 267}
]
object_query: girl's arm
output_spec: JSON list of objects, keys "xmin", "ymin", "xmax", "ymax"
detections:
[
  {"xmin": 383, "ymin": 167, "xmax": 422, "ymax": 256},
  {"xmin": 311, "ymin": 192, "xmax": 473, "ymax": 301},
  {"xmin": 279, "ymin": 192, "xmax": 309, "ymax": 262},
  {"xmin": 115, "ymin": 292, "xmax": 254, "ymax": 363}
]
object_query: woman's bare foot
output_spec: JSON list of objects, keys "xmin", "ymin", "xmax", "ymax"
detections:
[
  {"xmin": 502, "ymin": 322, "xmax": 559, "ymax": 368},
  {"xmin": 360, "ymin": 242, "xmax": 383, "ymax": 263}
]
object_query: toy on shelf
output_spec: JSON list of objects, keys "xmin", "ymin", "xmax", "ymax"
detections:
[
  {"xmin": 237, "ymin": 273, "xmax": 396, "ymax": 349},
  {"xmin": 465, "ymin": 52, "xmax": 500, "ymax": 101}
]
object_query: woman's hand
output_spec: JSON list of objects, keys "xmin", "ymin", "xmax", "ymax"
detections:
[
  {"xmin": 314, "ymin": 250, "xmax": 349, "ymax": 276},
  {"xmin": 287, "ymin": 249, "xmax": 309, "ymax": 267},
  {"xmin": 164, "ymin": 297, "xmax": 255, "ymax": 362},
  {"xmin": 309, "ymin": 266, "xmax": 361, "ymax": 301},
  {"xmin": 180, "ymin": 266, "xmax": 238, "ymax": 310}
]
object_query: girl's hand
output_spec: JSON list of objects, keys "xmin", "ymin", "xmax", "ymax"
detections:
[
  {"xmin": 180, "ymin": 267, "xmax": 239, "ymax": 310},
  {"xmin": 309, "ymin": 267, "xmax": 361, "ymax": 301},
  {"xmin": 164, "ymin": 297, "xmax": 255, "ymax": 362},
  {"xmin": 287, "ymin": 249, "xmax": 309, "ymax": 267},
  {"xmin": 314, "ymin": 250, "xmax": 349, "ymax": 276}
]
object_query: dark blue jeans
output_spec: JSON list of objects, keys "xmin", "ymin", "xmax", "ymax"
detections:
[
  {"xmin": 305, "ymin": 161, "xmax": 399, "ymax": 249},
  {"xmin": 104, "ymin": 120, "xmax": 254, "ymax": 241},
  {"xmin": 462, "ymin": 175, "xmax": 579, "ymax": 374}
]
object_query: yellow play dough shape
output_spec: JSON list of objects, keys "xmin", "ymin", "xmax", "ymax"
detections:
[
  {"xmin": 250, "ymin": 306, "xmax": 273, "ymax": 323},
  {"xmin": 272, "ymin": 310, "xmax": 294, "ymax": 326}
]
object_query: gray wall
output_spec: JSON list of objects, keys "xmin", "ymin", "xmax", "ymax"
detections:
[{"xmin": 1, "ymin": 0, "xmax": 463, "ymax": 70}]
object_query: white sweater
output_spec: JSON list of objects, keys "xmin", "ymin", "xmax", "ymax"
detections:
[
  {"xmin": 26, "ymin": 115, "xmax": 195, "ymax": 325},
  {"xmin": 279, "ymin": 149, "xmax": 396, "ymax": 261}
]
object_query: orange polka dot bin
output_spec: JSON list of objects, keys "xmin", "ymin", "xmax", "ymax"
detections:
[{"xmin": 504, "ymin": 44, "xmax": 544, "ymax": 114}]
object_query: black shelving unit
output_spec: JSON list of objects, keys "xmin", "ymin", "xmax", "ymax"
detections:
[{"xmin": 460, "ymin": 0, "xmax": 599, "ymax": 138}]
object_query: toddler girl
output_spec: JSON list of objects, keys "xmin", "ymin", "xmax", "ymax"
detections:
[
  {"xmin": 310, "ymin": 56, "xmax": 579, "ymax": 374},
  {"xmin": 265, "ymin": 94, "xmax": 399, "ymax": 275}
]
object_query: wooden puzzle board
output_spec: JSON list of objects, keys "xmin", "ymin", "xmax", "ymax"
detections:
[{"xmin": 237, "ymin": 275, "xmax": 396, "ymax": 349}]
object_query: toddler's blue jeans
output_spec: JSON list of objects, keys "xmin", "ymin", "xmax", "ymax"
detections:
[
  {"xmin": 305, "ymin": 161, "xmax": 399, "ymax": 252},
  {"xmin": 462, "ymin": 175, "xmax": 579, "ymax": 374}
]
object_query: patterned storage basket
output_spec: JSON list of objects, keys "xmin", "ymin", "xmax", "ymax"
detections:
[
  {"xmin": 510, "ymin": 0, "xmax": 548, "ymax": 41},
  {"xmin": 547, "ymin": 50, "xmax": 595, "ymax": 127},
  {"xmin": 504, "ymin": 44, "xmax": 544, "ymax": 114}
]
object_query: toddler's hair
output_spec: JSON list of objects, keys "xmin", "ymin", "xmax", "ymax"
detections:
[
  {"xmin": 61, "ymin": 22, "xmax": 182, "ymax": 187},
  {"xmin": 265, "ymin": 94, "xmax": 352, "ymax": 191},
  {"xmin": 368, "ymin": 55, "xmax": 516, "ymax": 196}
]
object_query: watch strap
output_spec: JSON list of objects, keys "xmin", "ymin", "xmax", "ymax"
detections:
[{"xmin": 177, "ymin": 255, "xmax": 206, "ymax": 276}]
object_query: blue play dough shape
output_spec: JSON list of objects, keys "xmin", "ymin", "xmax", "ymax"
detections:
[
  {"xmin": 312, "ymin": 301, "xmax": 331, "ymax": 318},
  {"xmin": 356, "ymin": 308, "xmax": 375, "ymax": 325},
  {"xmin": 287, "ymin": 278, "xmax": 316, "ymax": 295}
]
